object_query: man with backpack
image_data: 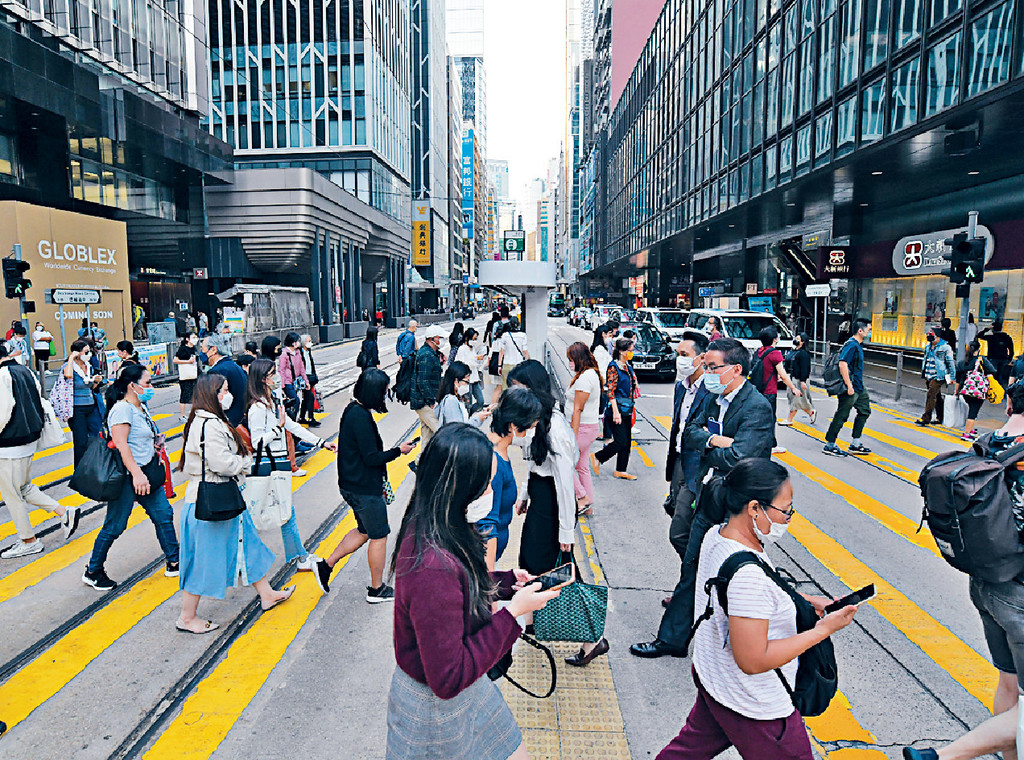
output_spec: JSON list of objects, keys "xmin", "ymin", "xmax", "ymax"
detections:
[
  {"xmin": 750, "ymin": 326, "xmax": 802, "ymax": 454},
  {"xmin": 916, "ymin": 327, "xmax": 956, "ymax": 427},
  {"xmin": 822, "ymin": 318, "xmax": 872, "ymax": 457},
  {"xmin": 909, "ymin": 383, "xmax": 1024, "ymax": 759},
  {"xmin": 0, "ymin": 345, "xmax": 80, "ymax": 559}
]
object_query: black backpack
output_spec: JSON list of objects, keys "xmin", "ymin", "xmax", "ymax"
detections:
[
  {"xmin": 919, "ymin": 434, "xmax": 1024, "ymax": 583},
  {"xmin": 0, "ymin": 363, "xmax": 45, "ymax": 446},
  {"xmin": 684, "ymin": 550, "xmax": 838, "ymax": 718},
  {"xmin": 822, "ymin": 346, "xmax": 849, "ymax": 396},
  {"xmin": 393, "ymin": 353, "xmax": 415, "ymax": 404},
  {"xmin": 355, "ymin": 343, "xmax": 371, "ymax": 369},
  {"xmin": 748, "ymin": 347, "xmax": 770, "ymax": 393}
]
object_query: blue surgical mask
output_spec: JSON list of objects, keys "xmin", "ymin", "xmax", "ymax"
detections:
[
  {"xmin": 137, "ymin": 386, "xmax": 155, "ymax": 403},
  {"xmin": 704, "ymin": 372, "xmax": 726, "ymax": 395}
]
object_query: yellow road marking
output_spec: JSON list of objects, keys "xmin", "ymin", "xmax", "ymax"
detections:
[
  {"xmin": 806, "ymin": 691, "xmax": 887, "ymax": 758},
  {"xmin": 870, "ymin": 403, "xmax": 965, "ymax": 439},
  {"xmin": 142, "ymin": 430, "xmax": 421, "ymax": 759},
  {"xmin": 886, "ymin": 418, "xmax": 971, "ymax": 446},
  {"xmin": 631, "ymin": 441, "xmax": 654, "ymax": 468},
  {"xmin": 0, "ymin": 446, "xmax": 340, "ymax": 730},
  {"xmin": 577, "ymin": 518, "xmax": 605, "ymax": 585},
  {"xmin": 787, "ymin": 420, "xmax": 921, "ymax": 484},
  {"xmin": 838, "ymin": 422, "xmax": 941, "ymax": 460}
]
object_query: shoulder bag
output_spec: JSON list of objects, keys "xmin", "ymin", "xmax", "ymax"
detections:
[
  {"xmin": 244, "ymin": 440, "xmax": 293, "ymax": 530},
  {"xmin": 37, "ymin": 398, "xmax": 67, "ymax": 449},
  {"xmin": 290, "ymin": 353, "xmax": 309, "ymax": 391},
  {"xmin": 194, "ymin": 420, "xmax": 247, "ymax": 522},
  {"xmin": 69, "ymin": 432, "xmax": 127, "ymax": 502},
  {"xmin": 533, "ymin": 551, "xmax": 609, "ymax": 644}
]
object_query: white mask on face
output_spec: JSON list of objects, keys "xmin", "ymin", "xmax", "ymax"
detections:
[
  {"xmin": 466, "ymin": 492, "xmax": 493, "ymax": 523},
  {"xmin": 220, "ymin": 392, "xmax": 234, "ymax": 411},
  {"xmin": 753, "ymin": 507, "xmax": 790, "ymax": 545},
  {"xmin": 676, "ymin": 355, "xmax": 695, "ymax": 380}
]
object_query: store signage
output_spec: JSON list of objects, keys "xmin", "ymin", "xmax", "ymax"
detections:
[
  {"xmin": 818, "ymin": 246, "xmax": 852, "ymax": 278},
  {"xmin": 892, "ymin": 225, "xmax": 995, "ymax": 276},
  {"xmin": 698, "ymin": 287, "xmax": 715, "ymax": 298},
  {"xmin": 806, "ymin": 284, "xmax": 831, "ymax": 298},
  {"xmin": 50, "ymin": 288, "xmax": 100, "ymax": 304},
  {"xmin": 412, "ymin": 205, "xmax": 431, "ymax": 267},
  {"xmin": 334, "ymin": 285, "xmax": 342, "ymax": 304},
  {"xmin": 193, "ymin": 268, "xmax": 208, "ymax": 279},
  {"xmin": 745, "ymin": 283, "xmax": 758, "ymax": 294}
]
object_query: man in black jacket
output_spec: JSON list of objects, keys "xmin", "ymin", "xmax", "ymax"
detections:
[
  {"xmin": 203, "ymin": 333, "xmax": 248, "ymax": 428},
  {"xmin": 410, "ymin": 326, "xmax": 446, "ymax": 447},
  {"xmin": 631, "ymin": 337, "xmax": 774, "ymax": 658}
]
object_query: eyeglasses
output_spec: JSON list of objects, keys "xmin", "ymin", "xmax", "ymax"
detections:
[
  {"xmin": 760, "ymin": 500, "xmax": 796, "ymax": 519},
  {"xmin": 704, "ymin": 363, "xmax": 735, "ymax": 372}
]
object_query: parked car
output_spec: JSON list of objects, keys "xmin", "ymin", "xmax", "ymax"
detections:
[
  {"xmin": 636, "ymin": 308, "xmax": 690, "ymax": 342},
  {"xmin": 627, "ymin": 323, "xmax": 676, "ymax": 379},
  {"xmin": 685, "ymin": 309, "xmax": 795, "ymax": 351},
  {"xmin": 588, "ymin": 304, "xmax": 620, "ymax": 330}
]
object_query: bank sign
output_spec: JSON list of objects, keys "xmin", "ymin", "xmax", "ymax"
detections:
[{"xmin": 892, "ymin": 225, "xmax": 996, "ymax": 276}]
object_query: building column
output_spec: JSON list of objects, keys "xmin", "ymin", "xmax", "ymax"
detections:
[{"xmin": 310, "ymin": 229, "xmax": 324, "ymax": 326}]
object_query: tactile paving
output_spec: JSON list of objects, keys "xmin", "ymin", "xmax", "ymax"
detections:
[
  {"xmin": 522, "ymin": 728, "xmax": 561, "ymax": 759},
  {"xmin": 559, "ymin": 730, "xmax": 632, "ymax": 759}
]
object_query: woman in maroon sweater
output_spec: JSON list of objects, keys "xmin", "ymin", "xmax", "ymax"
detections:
[{"xmin": 387, "ymin": 423, "xmax": 560, "ymax": 760}]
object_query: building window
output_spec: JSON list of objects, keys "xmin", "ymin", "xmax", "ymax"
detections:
[
  {"xmin": 863, "ymin": 0, "xmax": 889, "ymax": 71},
  {"xmin": 752, "ymin": 152, "xmax": 764, "ymax": 195},
  {"xmin": 815, "ymin": 110, "xmax": 832, "ymax": 161},
  {"xmin": 926, "ymin": 32, "xmax": 962, "ymax": 116},
  {"xmin": 0, "ymin": 133, "xmax": 14, "ymax": 176},
  {"xmin": 765, "ymin": 143, "xmax": 778, "ymax": 189},
  {"xmin": 968, "ymin": 2, "xmax": 1013, "ymax": 98},
  {"xmin": 836, "ymin": 94, "xmax": 857, "ymax": 155},
  {"xmin": 781, "ymin": 54, "xmax": 795, "ymax": 127},
  {"xmin": 779, "ymin": 135, "xmax": 793, "ymax": 179},
  {"xmin": 818, "ymin": 15, "xmax": 836, "ymax": 103},
  {"xmin": 930, "ymin": 0, "xmax": 961, "ymax": 26},
  {"xmin": 766, "ymin": 69, "xmax": 780, "ymax": 137},
  {"xmin": 895, "ymin": 0, "xmax": 922, "ymax": 48},
  {"xmin": 839, "ymin": 0, "xmax": 862, "ymax": 87},
  {"xmin": 795, "ymin": 123, "xmax": 812, "ymax": 175},
  {"xmin": 798, "ymin": 39, "xmax": 814, "ymax": 116},
  {"xmin": 891, "ymin": 58, "xmax": 919, "ymax": 131},
  {"xmin": 861, "ymin": 78, "xmax": 885, "ymax": 144}
]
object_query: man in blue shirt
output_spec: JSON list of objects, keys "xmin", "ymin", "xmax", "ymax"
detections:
[
  {"xmin": 396, "ymin": 320, "xmax": 418, "ymax": 363},
  {"xmin": 823, "ymin": 318, "xmax": 872, "ymax": 456}
]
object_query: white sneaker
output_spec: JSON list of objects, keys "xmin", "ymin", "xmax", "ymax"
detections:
[
  {"xmin": 294, "ymin": 468, "xmax": 308, "ymax": 478},
  {"xmin": 296, "ymin": 554, "xmax": 320, "ymax": 571},
  {"xmin": 1, "ymin": 540, "xmax": 45, "ymax": 559},
  {"xmin": 772, "ymin": 446, "xmax": 788, "ymax": 454},
  {"xmin": 62, "ymin": 505, "xmax": 81, "ymax": 541}
]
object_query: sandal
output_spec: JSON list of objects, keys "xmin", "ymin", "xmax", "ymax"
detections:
[
  {"xmin": 261, "ymin": 584, "xmax": 296, "ymax": 612},
  {"xmin": 577, "ymin": 505, "xmax": 594, "ymax": 518},
  {"xmin": 175, "ymin": 618, "xmax": 220, "ymax": 634}
]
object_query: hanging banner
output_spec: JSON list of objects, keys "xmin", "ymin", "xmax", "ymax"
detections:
[{"xmin": 412, "ymin": 204, "xmax": 431, "ymax": 267}]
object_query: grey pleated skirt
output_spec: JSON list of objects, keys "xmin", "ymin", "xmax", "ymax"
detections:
[{"xmin": 385, "ymin": 667, "xmax": 523, "ymax": 760}]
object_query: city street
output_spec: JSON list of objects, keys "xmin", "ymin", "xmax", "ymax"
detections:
[{"xmin": 0, "ymin": 318, "xmax": 1007, "ymax": 759}]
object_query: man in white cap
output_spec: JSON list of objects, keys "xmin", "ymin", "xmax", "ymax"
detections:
[{"xmin": 410, "ymin": 325, "xmax": 446, "ymax": 446}]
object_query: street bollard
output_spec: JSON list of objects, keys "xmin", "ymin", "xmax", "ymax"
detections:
[{"xmin": 895, "ymin": 351, "xmax": 904, "ymax": 401}]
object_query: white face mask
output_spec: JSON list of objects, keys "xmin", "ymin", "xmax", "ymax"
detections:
[
  {"xmin": 220, "ymin": 392, "xmax": 234, "ymax": 411},
  {"xmin": 676, "ymin": 355, "xmax": 695, "ymax": 380},
  {"xmin": 753, "ymin": 507, "xmax": 790, "ymax": 545},
  {"xmin": 466, "ymin": 492, "xmax": 493, "ymax": 523}
]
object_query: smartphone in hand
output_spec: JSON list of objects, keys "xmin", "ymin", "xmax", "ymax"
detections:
[
  {"xmin": 536, "ymin": 563, "xmax": 574, "ymax": 591},
  {"xmin": 824, "ymin": 584, "xmax": 876, "ymax": 614},
  {"xmin": 707, "ymin": 418, "xmax": 723, "ymax": 436}
]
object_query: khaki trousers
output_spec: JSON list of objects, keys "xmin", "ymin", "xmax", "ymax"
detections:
[{"xmin": 0, "ymin": 454, "xmax": 61, "ymax": 540}]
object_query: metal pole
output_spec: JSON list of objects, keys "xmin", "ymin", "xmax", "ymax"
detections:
[
  {"xmin": 957, "ymin": 210, "xmax": 979, "ymax": 363},
  {"xmin": 895, "ymin": 351, "xmax": 904, "ymax": 401},
  {"xmin": 813, "ymin": 296, "xmax": 819, "ymax": 367}
]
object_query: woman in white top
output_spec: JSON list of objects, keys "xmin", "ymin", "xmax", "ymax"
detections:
[
  {"xmin": 590, "ymin": 324, "xmax": 615, "ymax": 378},
  {"xmin": 31, "ymin": 322, "xmax": 53, "ymax": 372},
  {"xmin": 660, "ymin": 459, "xmax": 858, "ymax": 760},
  {"xmin": 245, "ymin": 359, "xmax": 337, "ymax": 571},
  {"xmin": 498, "ymin": 320, "xmax": 530, "ymax": 393},
  {"xmin": 454, "ymin": 328, "xmax": 486, "ymax": 413},
  {"xmin": 436, "ymin": 362, "xmax": 491, "ymax": 428},
  {"xmin": 565, "ymin": 342, "xmax": 602, "ymax": 516}
]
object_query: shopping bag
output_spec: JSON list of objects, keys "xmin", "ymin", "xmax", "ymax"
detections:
[
  {"xmin": 244, "ymin": 444, "xmax": 293, "ymax": 530},
  {"xmin": 48, "ymin": 371, "xmax": 74, "ymax": 423},
  {"xmin": 37, "ymin": 399, "xmax": 67, "ymax": 449},
  {"xmin": 313, "ymin": 388, "xmax": 324, "ymax": 413},
  {"xmin": 987, "ymin": 375, "xmax": 1005, "ymax": 405},
  {"xmin": 159, "ymin": 448, "xmax": 174, "ymax": 499},
  {"xmin": 943, "ymin": 394, "xmax": 968, "ymax": 429},
  {"xmin": 69, "ymin": 435, "xmax": 127, "ymax": 502},
  {"xmin": 533, "ymin": 580, "xmax": 609, "ymax": 643}
]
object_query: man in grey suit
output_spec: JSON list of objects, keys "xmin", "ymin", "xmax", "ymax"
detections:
[{"xmin": 631, "ymin": 337, "xmax": 775, "ymax": 659}]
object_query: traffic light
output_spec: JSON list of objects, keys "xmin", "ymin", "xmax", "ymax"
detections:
[
  {"xmin": 963, "ymin": 236, "xmax": 986, "ymax": 284},
  {"xmin": 942, "ymin": 233, "xmax": 986, "ymax": 286},
  {"xmin": 2, "ymin": 259, "xmax": 30, "ymax": 299}
]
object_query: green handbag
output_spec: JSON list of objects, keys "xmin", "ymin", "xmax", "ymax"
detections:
[{"xmin": 533, "ymin": 578, "xmax": 609, "ymax": 643}]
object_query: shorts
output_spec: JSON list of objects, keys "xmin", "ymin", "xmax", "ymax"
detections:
[
  {"xmin": 969, "ymin": 575, "xmax": 1024, "ymax": 688},
  {"xmin": 341, "ymin": 489, "xmax": 390, "ymax": 540},
  {"xmin": 500, "ymin": 363, "xmax": 516, "ymax": 390}
]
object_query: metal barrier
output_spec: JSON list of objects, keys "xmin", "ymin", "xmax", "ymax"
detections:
[
  {"xmin": 808, "ymin": 339, "xmax": 926, "ymax": 402},
  {"xmin": 544, "ymin": 341, "xmax": 568, "ymax": 410}
]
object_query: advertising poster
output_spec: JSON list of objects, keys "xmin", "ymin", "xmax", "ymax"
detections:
[
  {"xmin": 223, "ymin": 307, "xmax": 245, "ymax": 333},
  {"xmin": 137, "ymin": 345, "xmax": 169, "ymax": 377},
  {"xmin": 926, "ymin": 288, "xmax": 947, "ymax": 324},
  {"xmin": 883, "ymin": 290, "xmax": 900, "ymax": 314},
  {"xmin": 979, "ymin": 287, "xmax": 1006, "ymax": 321}
]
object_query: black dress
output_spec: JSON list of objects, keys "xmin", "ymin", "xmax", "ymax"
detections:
[{"xmin": 518, "ymin": 474, "xmax": 560, "ymax": 576}]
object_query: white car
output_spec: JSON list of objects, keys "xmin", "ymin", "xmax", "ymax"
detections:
[
  {"xmin": 686, "ymin": 309, "xmax": 795, "ymax": 351},
  {"xmin": 635, "ymin": 308, "xmax": 691, "ymax": 342},
  {"xmin": 588, "ymin": 304, "xmax": 620, "ymax": 330}
]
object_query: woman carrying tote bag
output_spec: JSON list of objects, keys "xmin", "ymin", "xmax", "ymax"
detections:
[
  {"xmin": 246, "ymin": 360, "xmax": 337, "ymax": 571},
  {"xmin": 176, "ymin": 375, "xmax": 294, "ymax": 633}
]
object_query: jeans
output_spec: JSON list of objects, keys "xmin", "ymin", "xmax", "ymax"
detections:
[
  {"xmin": 658, "ymin": 510, "xmax": 715, "ymax": 648},
  {"xmin": 573, "ymin": 423, "xmax": 601, "ymax": 503},
  {"xmin": 468, "ymin": 382, "xmax": 486, "ymax": 414},
  {"xmin": 764, "ymin": 392, "xmax": 778, "ymax": 447},
  {"xmin": 595, "ymin": 414, "xmax": 632, "ymax": 471},
  {"xmin": 282, "ymin": 383, "xmax": 300, "ymax": 420},
  {"xmin": 279, "ymin": 503, "xmax": 308, "ymax": 563},
  {"xmin": 825, "ymin": 389, "xmax": 871, "ymax": 444},
  {"xmin": 87, "ymin": 474, "xmax": 179, "ymax": 572},
  {"xmin": 921, "ymin": 379, "xmax": 946, "ymax": 424},
  {"xmin": 69, "ymin": 403, "xmax": 103, "ymax": 466}
]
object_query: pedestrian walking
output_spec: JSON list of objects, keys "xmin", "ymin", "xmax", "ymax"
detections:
[
  {"xmin": 31, "ymin": 322, "xmax": 53, "ymax": 372},
  {"xmin": 410, "ymin": 325, "xmax": 446, "ymax": 448},
  {"xmin": 655, "ymin": 459, "xmax": 858, "ymax": 760},
  {"xmin": 455, "ymin": 328, "xmax": 486, "ymax": 412},
  {"xmin": 115, "ymin": 341, "xmax": 140, "ymax": 372},
  {"xmin": 203, "ymin": 333, "xmax": 248, "ymax": 428},
  {"xmin": 174, "ymin": 333, "xmax": 200, "ymax": 421},
  {"xmin": 483, "ymin": 311, "xmax": 499, "ymax": 344},
  {"xmin": 356, "ymin": 325, "xmax": 381, "ymax": 371},
  {"xmin": 916, "ymin": 327, "xmax": 957, "ymax": 427},
  {"xmin": 591, "ymin": 323, "xmax": 614, "ymax": 378},
  {"xmin": 497, "ymin": 319, "xmax": 529, "ymax": 393},
  {"xmin": 705, "ymin": 316, "xmax": 723, "ymax": 342},
  {"xmin": 781, "ymin": 333, "xmax": 816, "ymax": 425},
  {"xmin": 436, "ymin": 362, "xmax": 491, "ymax": 427},
  {"xmin": 750, "ymin": 326, "xmax": 803, "ymax": 453},
  {"xmin": 632, "ymin": 337, "xmax": 775, "ymax": 659},
  {"xmin": 488, "ymin": 322, "xmax": 505, "ymax": 406},
  {"xmin": 4, "ymin": 323, "xmax": 29, "ymax": 366},
  {"xmin": 955, "ymin": 341, "xmax": 997, "ymax": 441},
  {"xmin": 246, "ymin": 359, "xmax": 336, "ymax": 569},
  {"xmin": 298, "ymin": 334, "xmax": 320, "ymax": 427},
  {"xmin": 385, "ymin": 424, "xmax": 560, "ymax": 760},
  {"xmin": 939, "ymin": 317, "xmax": 957, "ymax": 358},
  {"xmin": 566, "ymin": 342, "xmax": 603, "ymax": 516},
  {"xmin": 822, "ymin": 319, "xmax": 873, "ymax": 457},
  {"xmin": 593, "ymin": 337, "xmax": 639, "ymax": 480},
  {"xmin": 479, "ymin": 388, "xmax": 542, "ymax": 568},
  {"xmin": 447, "ymin": 322, "xmax": 465, "ymax": 367},
  {"xmin": 197, "ymin": 311, "xmax": 209, "ymax": 337},
  {"xmin": 313, "ymin": 369, "xmax": 415, "ymax": 599},
  {"xmin": 0, "ymin": 345, "xmax": 80, "ymax": 559},
  {"xmin": 396, "ymin": 320, "xmax": 418, "ymax": 363},
  {"xmin": 5, "ymin": 320, "xmax": 19, "ymax": 341},
  {"xmin": 277, "ymin": 332, "xmax": 309, "ymax": 420},
  {"xmin": 82, "ymin": 364, "xmax": 179, "ymax": 590},
  {"xmin": 63, "ymin": 339, "xmax": 104, "ymax": 466},
  {"xmin": 965, "ymin": 312, "xmax": 979, "ymax": 346},
  {"xmin": 979, "ymin": 319, "xmax": 1014, "ymax": 386},
  {"xmin": 176, "ymin": 374, "xmax": 293, "ymax": 633}
]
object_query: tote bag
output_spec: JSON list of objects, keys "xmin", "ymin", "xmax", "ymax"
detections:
[
  {"xmin": 37, "ymin": 398, "xmax": 67, "ymax": 449},
  {"xmin": 69, "ymin": 434, "xmax": 127, "ymax": 502},
  {"xmin": 244, "ymin": 442, "xmax": 293, "ymax": 530},
  {"xmin": 48, "ymin": 371, "xmax": 74, "ymax": 423},
  {"xmin": 532, "ymin": 551, "xmax": 609, "ymax": 643}
]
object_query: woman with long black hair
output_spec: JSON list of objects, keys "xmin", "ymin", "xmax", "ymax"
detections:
[
  {"xmin": 593, "ymin": 337, "xmax": 639, "ymax": 481},
  {"xmin": 82, "ymin": 364, "xmax": 179, "ymax": 591},
  {"xmin": 447, "ymin": 322, "xmax": 465, "ymax": 367},
  {"xmin": 63, "ymin": 338, "xmax": 104, "ymax": 466},
  {"xmin": 436, "ymin": 362, "xmax": 491, "ymax": 427},
  {"xmin": 386, "ymin": 424, "xmax": 560, "ymax": 760},
  {"xmin": 356, "ymin": 325, "xmax": 381, "ymax": 372}
]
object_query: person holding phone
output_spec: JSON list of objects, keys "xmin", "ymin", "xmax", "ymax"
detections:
[
  {"xmin": 656, "ymin": 459, "xmax": 858, "ymax": 760},
  {"xmin": 386, "ymin": 424, "xmax": 559, "ymax": 760},
  {"xmin": 174, "ymin": 333, "xmax": 200, "ymax": 420},
  {"xmin": 63, "ymin": 339, "xmax": 105, "ymax": 466}
]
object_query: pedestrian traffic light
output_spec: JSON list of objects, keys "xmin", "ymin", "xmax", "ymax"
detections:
[
  {"xmin": 962, "ymin": 236, "xmax": 986, "ymax": 284},
  {"xmin": 942, "ymin": 233, "xmax": 971, "ymax": 285},
  {"xmin": 2, "ymin": 259, "xmax": 30, "ymax": 299}
]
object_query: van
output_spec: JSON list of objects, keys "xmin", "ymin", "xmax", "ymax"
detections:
[{"xmin": 686, "ymin": 309, "xmax": 795, "ymax": 351}]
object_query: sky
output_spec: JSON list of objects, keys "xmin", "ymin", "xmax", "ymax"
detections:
[{"xmin": 484, "ymin": 0, "xmax": 566, "ymax": 204}]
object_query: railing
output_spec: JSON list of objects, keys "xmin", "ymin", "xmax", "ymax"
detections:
[
  {"xmin": 808, "ymin": 339, "xmax": 926, "ymax": 402},
  {"xmin": 544, "ymin": 341, "xmax": 568, "ymax": 410}
]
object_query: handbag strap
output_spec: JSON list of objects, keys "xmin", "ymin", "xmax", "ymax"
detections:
[
  {"xmin": 199, "ymin": 419, "xmax": 208, "ymax": 484},
  {"xmin": 499, "ymin": 633, "xmax": 557, "ymax": 699}
]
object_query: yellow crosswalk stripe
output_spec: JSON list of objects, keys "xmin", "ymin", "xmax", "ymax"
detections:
[
  {"xmin": 886, "ymin": 418, "xmax": 971, "ymax": 446},
  {"xmin": 785, "ymin": 420, "xmax": 921, "ymax": 484},
  {"xmin": 805, "ymin": 691, "xmax": 887, "ymax": 758},
  {"xmin": 0, "ymin": 446, "xmax": 340, "ymax": 730},
  {"xmin": 870, "ymin": 403, "xmax": 966, "ymax": 439},
  {"xmin": 142, "ymin": 429, "xmax": 421, "ymax": 759},
  {"xmin": 631, "ymin": 441, "xmax": 654, "ymax": 467}
]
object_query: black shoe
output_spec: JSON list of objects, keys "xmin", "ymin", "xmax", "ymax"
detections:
[
  {"xmin": 661, "ymin": 596, "xmax": 672, "ymax": 609},
  {"xmin": 629, "ymin": 639, "xmax": 686, "ymax": 659},
  {"xmin": 0, "ymin": 720, "xmax": 6, "ymax": 735},
  {"xmin": 82, "ymin": 567, "xmax": 117, "ymax": 591},
  {"xmin": 915, "ymin": 419, "xmax": 930, "ymax": 426},
  {"xmin": 565, "ymin": 637, "xmax": 610, "ymax": 667},
  {"xmin": 306, "ymin": 419, "xmax": 322, "ymax": 428},
  {"xmin": 822, "ymin": 442, "xmax": 846, "ymax": 457},
  {"xmin": 902, "ymin": 748, "xmax": 938, "ymax": 760},
  {"xmin": 408, "ymin": 461, "xmax": 417, "ymax": 473},
  {"xmin": 366, "ymin": 583, "xmax": 395, "ymax": 603},
  {"xmin": 848, "ymin": 443, "xmax": 872, "ymax": 455},
  {"xmin": 165, "ymin": 562, "xmax": 180, "ymax": 577},
  {"xmin": 314, "ymin": 559, "xmax": 331, "ymax": 594}
]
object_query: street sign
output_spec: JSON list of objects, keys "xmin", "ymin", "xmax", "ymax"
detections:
[
  {"xmin": 698, "ymin": 287, "xmax": 714, "ymax": 298},
  {"xmin": 50, "ymin": 288, "xmax": 101, "ymax": 305},
  {"xmin": 502, "ymin": 230, "xmax": 525, "ymax": 254},
  {"xmin": 806, "ymin": 284, "xmax": 831, "ymax": 298},
  {"xmin": 745, "ymin": 283, "xmax": 758, "ymax": 295}
]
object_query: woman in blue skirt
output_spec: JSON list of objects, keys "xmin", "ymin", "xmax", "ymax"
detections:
[{"xmin": 176, "ymin": 374, "xmax": 294, "ymax": 633}]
